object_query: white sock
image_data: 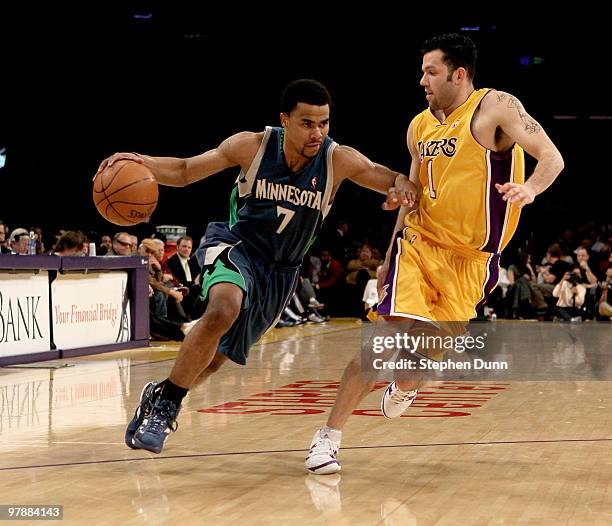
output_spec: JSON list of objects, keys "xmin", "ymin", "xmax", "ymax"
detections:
[{"xmin": 321, "ymin": 426, "xmax": 342, "ymax": 444}]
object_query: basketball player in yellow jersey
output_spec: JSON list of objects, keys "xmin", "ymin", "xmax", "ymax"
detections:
[{"xmin": 306, "ymin": 33, "xmax": 564, "ymax": 475}]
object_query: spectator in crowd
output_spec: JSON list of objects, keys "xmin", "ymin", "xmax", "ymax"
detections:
[
  {"xmin": 141, "ymin": 238, "xmax": 189, "ymax": 323},
  {"xmin": 166, "ymin": 236, "xmax": 200, "ymax": 285},
  {"xmin": 346, "ymin": 244, "xmax": 380, "ymax": 285},
  {"xmin": 33, "ymin": 227, "xmax": 45, "ymax": 254},
  {"xmin": 54, "ymin": 231, "xmax": 86, "ymax": 256},
  {"xmin": 315, "ymin": 249, "xmax": 344, "ymax": 315},
  {"xmin": 540, "ymin": 243, "xmax": 572, "ymax": 284},
  {"xmin": 79, "ymin": 233, "xmax": 90, "ymax": 255},
  {"xmin": 0, "ymin": 221, "xmax": 10, "ymax": 254},
  {"xmin": 276, "ymin": 288, "xmax": 326, "ymax": 327},
  {"xmin": 147, "ymin": 285, "xmax": 198, "ymax": 342},
  {"xmin": 344, "ymin": 244, "xmax": 381, "ymax": 315},
  {"xmin": 129, "ymin": 235, "xmax": 139, "ymax": 255},
  {"xmin": 371, "ymin": 247, "xmax": 382, "ymax": 262},
  {"xmin": 574, "ymin": 247, "xmax": 598, "ymax": 285},
  {"xmin": 301, "ymin": 249, "xmax": 322, "ymax": 285},
  {"xmin": 98, "ymin": 234, "xmax": 112, "ymax": 255},
  {"xmin": 506, "ymin": 253, "xmax": 548, "ymax": 319},
  {"xmin": 553, "ymin": 270, "xmax": 587, "ymax": 322},
  {"xmin": 108, "ymin": 232, "xmax": 135, "ymax": 256},
  {"xmin": 597, "ymin": 268, "xmax": 612, "ymax": 320},
  {"xmin": 166, "ymin": 236, "xmax": 202, "ymax": 318},
  {"xmin": 595, "ymin": 244, "xmax": 611, "ymax": 278},
  {"xmin": 150, "ymin": 238, "xmax": 181, "ymax": 288},
  {"xmin": 362, "ymin": 265, "xmax": 383, "ymax": 320},
  {"xmin": 9, "ymin": 228, "xmax": 29, "ymax": 255}
]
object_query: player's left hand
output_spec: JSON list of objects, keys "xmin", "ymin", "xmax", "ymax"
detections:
[{"xmin": 495, "ymin": 182, "xmax": 536, "ymax": 209}]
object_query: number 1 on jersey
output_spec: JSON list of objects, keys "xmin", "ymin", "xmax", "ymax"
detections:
[
  {"xmin": 276, "ymin": 206, "xmax": 295, "ymax": 234},
  {"xmin": 427, "ymin": 159, "xmax": 437, "ymax": 199}
]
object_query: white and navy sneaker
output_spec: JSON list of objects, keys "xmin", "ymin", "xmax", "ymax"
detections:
[
  {"xmin": 125, "ymin": 381, "xmax": 158, "ymax": 449},
  {"xmin": 381, "ymin": 382, "xmax": 418, "ymax": 418},
  {"xmin": 305, "ymin": 428, "xmax": 342, "ymax": 474},
  {"xmin": 132, "ymin": 398, "xmax": 180, "ymax": 454}
]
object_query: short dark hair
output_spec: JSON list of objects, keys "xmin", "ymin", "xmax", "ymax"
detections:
[
  {"xmin": 177, "ymin": 236, "xmax": 193, "ymax": 246},
  {"xmin": 421, "ymin": 33, "xmax": 477, "ymax": 81},
  {"xmin": 280, "ymin": 79, "xmax": 332, "ymax": 114}
]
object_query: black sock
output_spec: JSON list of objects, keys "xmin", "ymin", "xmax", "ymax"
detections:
[{"xmin": 155, "ymin": 379, "xmax": 188, "ymax": 406}]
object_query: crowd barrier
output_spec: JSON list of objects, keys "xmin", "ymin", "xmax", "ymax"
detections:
[{"xmin": 0, "ymin": 255, "xmax": 150, "ymax": 365}]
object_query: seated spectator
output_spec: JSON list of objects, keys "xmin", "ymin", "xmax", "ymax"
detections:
[
  {"xmin": 597, "ymin": 268, "xmax": 612, "ymax": 320},
  {"xmin": 150, "ymin": 238, "xmax": 177, "ymax": 285},
  {"xmin": 541, "ymin": 243, "xmax": 572, "ymax": 284},
  {"xmin": 301, "ymin": 250, "xmax": 322, "ymax": 285},
  {"xmin": 362, "ymin": 265, "xmax": 383, "ymax": 321},
  {"xmin": 346, "ymin": 245, "xmax": 380, "ymax": 285},
  {"xmin": 315, "ymin": 249, "xmax": 344, "ymax": 316},
  {"xmin": 283, "ymin": 290, "xmax": 326, "ymax": 325},
  {"xmin": 8, "ymin": 228, "xmax": 29, "ymax": 255},
  {"xmin": 166, "ymin": 236, "xmax": 202, "ymax": 318},
  {"xmin": 506, "ymin": 253, "xmax": 548, "ymax": 319},
  {"xmin": 147, "ymin": 285, "xmax": 198, "ymax": 341},
  {"xmin": 345, "ymin": 244, "xmax": 381, "ymax": 316},
  {"xmin": 141, "ymin": 239, "xmax": 189, "ymax": 323},
  {"xmin": 129, "ymin": 235, "xmax": 139, "ymax": 255},
  {"xmin": 98, "ymin": 234, "xmax": 112, "ymax": 256},
  {"xmin": 574, "ymin": 247, "xmax": 598, "ymax": 286},
  {"xmin": 0, "ymin": 221, "xmax": 10, "ymax": 254},
  {"xmin": 54, "ymin": 231, "xmax": 86, "ymax": 256},
  {"xmin": 553, "ymin": 270, "xmax": 587, "ymax": 322},
  {"xmin": 108, "ymin": 232, "xmax": 135, "ymax": 256}
]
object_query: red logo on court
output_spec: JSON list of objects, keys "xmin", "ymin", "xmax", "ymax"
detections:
[{"xmin": 198, "ymin": 381, "xmax": 510, "ymax": 418}]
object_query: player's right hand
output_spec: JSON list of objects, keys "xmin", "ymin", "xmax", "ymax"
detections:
[
  {"xmin": 95, "ymin": 152, "xmax": 144, "ymax": 178},
  {"xmin": 382, "ymin": 176, "xmax": 417, "ymax": 210}
]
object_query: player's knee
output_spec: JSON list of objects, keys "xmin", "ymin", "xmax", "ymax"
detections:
[
  {"xmin": 345, "ymin": 356, "xmax": 362, "ymax": 376},
  {"xmin": 203, "ymin": 297, "xmax": 241, "ymax": 332}
]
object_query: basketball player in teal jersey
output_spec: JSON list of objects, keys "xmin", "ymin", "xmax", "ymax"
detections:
[{"xmin": 97, "ymin": 79, "xmax": 417, "ymax": 454}]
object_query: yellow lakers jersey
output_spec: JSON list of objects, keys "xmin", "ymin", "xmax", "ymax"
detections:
[{"xmin": 407, "ymin": 88, "xmax": 525, "ymax": 254}]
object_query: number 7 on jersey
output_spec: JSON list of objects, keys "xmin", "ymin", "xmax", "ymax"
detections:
[{"xmin": 276, "ymin": 206, "xmax": 295, "ymax": 234}]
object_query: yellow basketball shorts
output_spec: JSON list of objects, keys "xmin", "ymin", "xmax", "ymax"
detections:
[{"xmin": 377, "ymin": 227, "xmax": 500, "ymax": 324}]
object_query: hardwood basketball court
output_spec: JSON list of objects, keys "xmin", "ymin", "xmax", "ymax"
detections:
[{"xmin": 1, "ymin": 319, "xmax": 611, "ymax": 525}]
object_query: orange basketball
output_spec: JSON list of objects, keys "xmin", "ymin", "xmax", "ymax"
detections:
[{"xmin": 93, "ymin": 160, "xmax": 159, "ymax": 226}]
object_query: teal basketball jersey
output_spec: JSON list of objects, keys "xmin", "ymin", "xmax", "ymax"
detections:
[{"xmin": 227, "ymin": 126, "xmax": 336, "ymax": 265}]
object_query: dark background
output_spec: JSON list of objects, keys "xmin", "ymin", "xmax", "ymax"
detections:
[{"xmin": 3, "ymin": 6, "xmax": 610, "ymax": 260}]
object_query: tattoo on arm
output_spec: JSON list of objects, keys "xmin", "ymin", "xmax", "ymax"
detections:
[{"xmin": 498, "ymin": 93, "xmax": 542, "ymax": 134}]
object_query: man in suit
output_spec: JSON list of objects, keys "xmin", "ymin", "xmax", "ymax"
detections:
[{"xmin": 166, "ymin": 236, "xmax": 202, "ymax": 318}]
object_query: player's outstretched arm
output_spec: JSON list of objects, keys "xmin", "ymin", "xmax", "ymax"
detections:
[
  {"xmin": 490, "ymin": 91, "xmax": 564, "ymax": 208},
  {"xmin": 95, "ymin": 132, "xmax": 261, "ymax": 187},
  {"xmin": 333, "ymin": 145, "xmax": 418, "ymax": 204}
]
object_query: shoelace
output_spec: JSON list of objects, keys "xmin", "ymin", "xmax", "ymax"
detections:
[
  {"xmin": 310, "ymin": 436, "xmax": 338, "ymax": 458},
  {"xmin": 390, "ymin": 388, "xmax": 417, "ymax": 404},
  {"xmin": 147, "ymin": 401, "xmax": 179, "ymax": 434}
]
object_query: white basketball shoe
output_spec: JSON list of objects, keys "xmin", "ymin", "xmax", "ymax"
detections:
[
  {"xmin": 381, "ymin": 382, "xmax": 418, "ymax": 418},
  {"xmin": 305, "ymin": 427, "xmax": 342, "ymax": 474}
]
